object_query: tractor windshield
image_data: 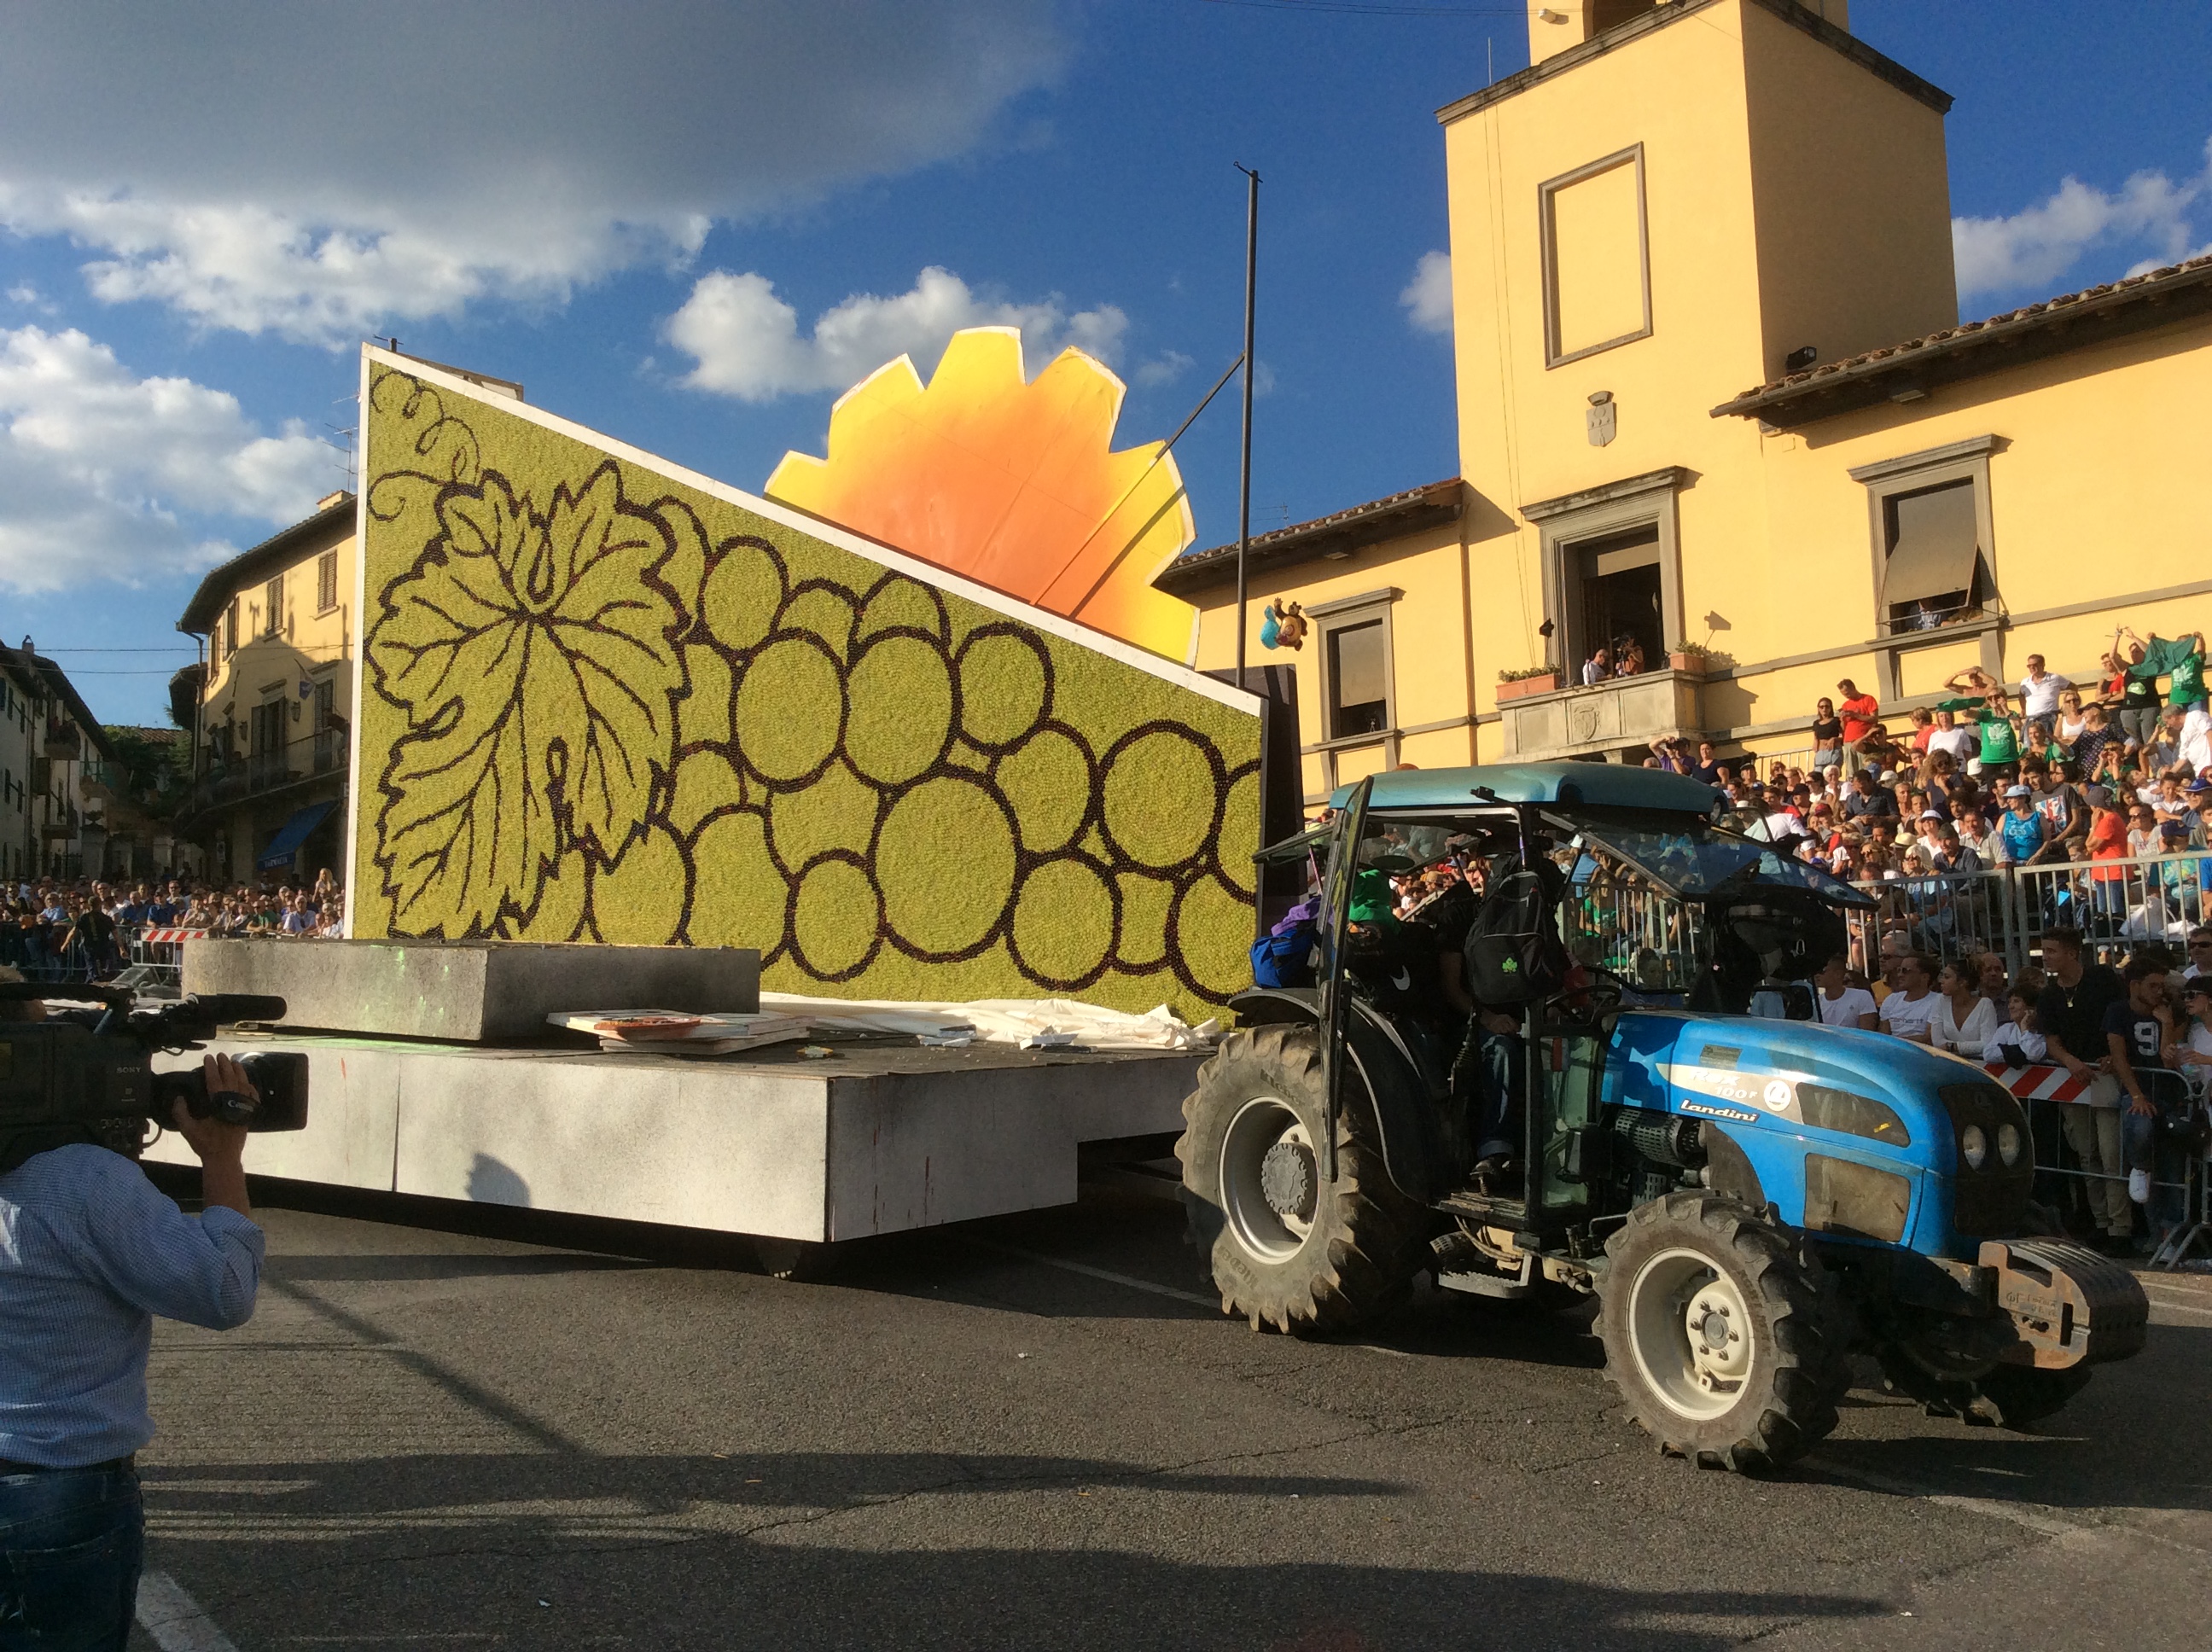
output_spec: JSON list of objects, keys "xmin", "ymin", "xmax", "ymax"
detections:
[{"xmin": 1543, "ymin": 811, "xmax": 1875, "ymax": 910}]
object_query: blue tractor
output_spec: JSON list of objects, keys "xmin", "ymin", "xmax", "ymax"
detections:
[{"xmin": 1178, "ymin": 765, "xmax": 2147, "ymax": 1473}]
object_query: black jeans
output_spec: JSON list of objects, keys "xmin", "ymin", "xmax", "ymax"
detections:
[{"xmin": 0, "ymin": 1465, "xmax": 142, "ymax": 1651}]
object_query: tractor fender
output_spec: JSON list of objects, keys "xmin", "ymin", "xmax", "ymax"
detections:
[{"xmin": 1228, "ymin": 989, "xmax": 1440, "ymax": 1205}]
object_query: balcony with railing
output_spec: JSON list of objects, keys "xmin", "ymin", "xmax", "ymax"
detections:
[
  {"xmin": 1496, "ymin": 666, "xmax": 1705, "ymax": 763},
  {"xmin": 42, "ymin": 718, "xmax": 80, "ymax": 760},
  {"xmin": 183, "ymin": 726, "xmax": 348, "ymax": 821}
]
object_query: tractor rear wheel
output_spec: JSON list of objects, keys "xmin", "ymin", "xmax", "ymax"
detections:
[
  {"xmin": 1598, "ymin": 1191, "xmax": 1846, "ymax": 1474},
  {"xmin": 1179, "ymin": 1023, "xmax": 1426, "ymax": 1335}
]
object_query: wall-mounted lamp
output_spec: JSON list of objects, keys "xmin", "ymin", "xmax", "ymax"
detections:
[{"xmin": 1784, "ymin": 345, "xmax": 1818, "ymax": 372}]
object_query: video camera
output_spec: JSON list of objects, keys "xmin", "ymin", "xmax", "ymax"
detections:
[{"xmin": 0, "ymin": 985, "xmax": 309, "ymax": 1172}]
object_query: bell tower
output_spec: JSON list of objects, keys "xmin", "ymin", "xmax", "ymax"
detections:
[{"xmin": 1444, "ymin": 0, "xmax": 1955, "ymax": 512}]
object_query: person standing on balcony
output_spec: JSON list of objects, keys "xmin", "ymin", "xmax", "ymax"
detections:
[
  {"xmin": 1810, "ymin": 698, "xmax": 1843, "ymax": 771},
  {"xmin": 1581, "ymin": 645, "xmax": 1612, "ymax": 686},
  {"xmin": 1837, "ymin": 679, "xmax": 1879, "ymax": 767}
]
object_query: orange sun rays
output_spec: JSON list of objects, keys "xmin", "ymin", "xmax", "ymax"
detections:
[{"xmin": 765, "ymin": 328, "xmax": 1200, "ymax": 660}]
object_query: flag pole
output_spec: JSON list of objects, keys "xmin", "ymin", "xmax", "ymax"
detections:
[{"xmin": 1234, "ymin": 164, "xmax": 1260, "ymax": 694}]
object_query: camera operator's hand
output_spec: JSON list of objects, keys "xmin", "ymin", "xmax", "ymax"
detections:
[{"xmin": 171, "ymin": 1053, "xmax": 255, "ymax": 1219}]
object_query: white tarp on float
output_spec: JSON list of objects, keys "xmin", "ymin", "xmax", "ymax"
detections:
[{"xmin": 760, "ymin": 992, "xmax": 1221, "ymax": 1051}]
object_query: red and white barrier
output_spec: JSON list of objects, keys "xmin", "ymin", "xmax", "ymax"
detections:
[{"xmin": 1982, "ymin": 1062, "xmax": 2091, "ymax": 1102}]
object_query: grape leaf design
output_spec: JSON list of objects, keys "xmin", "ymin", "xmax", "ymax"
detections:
[{"xmin": 367, "ymin": 461, "xmax": 686, "ymax": 933}]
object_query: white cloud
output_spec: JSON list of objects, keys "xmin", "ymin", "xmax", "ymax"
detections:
[
  {"xmin": 1400, "ymin": 249, "xmax": 1453, "ymax": 335},
  {"xmin": 0, "ymin": 3, "xmax": 1065, "ymax": 345},
  {"xmin": 0, "ymin": 325, "xmax": 331, "ymax": 591},
  {"xmin": 667, "ymin": 266, "xmax": 1129, "ymax": 402},
  {"xmin": 1134, "ymin": 350, "xmax": 1193, "ymax": 388},
  {"xmin": 1953, "ymin": 137, "xmax": 2212, "ymax": 301}
]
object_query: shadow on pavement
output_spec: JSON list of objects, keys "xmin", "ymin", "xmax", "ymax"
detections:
[
  {"xmin": 1808, "ymin": 1321, "xmax": 2212, "ymax": 1514},
  {"xmin": 139, "ymin": 1451, "xmax": 1889, "ymax": 1651}
]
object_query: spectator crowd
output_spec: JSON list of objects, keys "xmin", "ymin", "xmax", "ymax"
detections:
[
  {"xmin": 1, "ymin": 868, "xmax": 346, "ymax": 980},
  {"xmin": 1643, "ymin": 628, "xmax": 2212, "ymax": 929}
]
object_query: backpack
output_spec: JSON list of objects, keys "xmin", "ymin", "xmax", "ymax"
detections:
[
  {"xmin": 1463, "ymin": 863, "xmax": 1570, "ymax": 1005},
  {"xmin": 1249, "ymin": 899, "xmax": 1319, "ymax": 989}
]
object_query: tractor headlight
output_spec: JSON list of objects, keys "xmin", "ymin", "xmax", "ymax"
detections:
[
  {"xmin": 1959, "ymin": 1124, "xmax": 1988, "ymax": 1172},
  {"xmin": 1996, "ymin": 1122, "xmax": 2023, "ymax": 1168}
]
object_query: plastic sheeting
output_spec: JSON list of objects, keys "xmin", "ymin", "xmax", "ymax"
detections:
[{"xmin": 758, "ymin": 992, "xmax": 1221, "ymax": 1051}]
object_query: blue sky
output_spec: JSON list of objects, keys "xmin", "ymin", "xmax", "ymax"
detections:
[{"xmin": 4, "ymin": 0, "xmax": 2209, "ymax": 726}]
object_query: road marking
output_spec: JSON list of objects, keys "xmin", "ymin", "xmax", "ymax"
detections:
[
  {"xmin": 137, "ymin": 1569, "xmax": 241, "ymax": 1652},
  {"xmin": 972, "ymin": 1243, "xmax": 1220, "ymax": 1309}
]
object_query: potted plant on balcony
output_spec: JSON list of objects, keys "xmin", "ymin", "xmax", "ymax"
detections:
[
  {"xmin": 1497, "ymin": 663, "xmax": 1561, "ymax": 702},
  {"xmin": 1667, "ymin": 643, "xmax": 1709, "ymax": 674}
]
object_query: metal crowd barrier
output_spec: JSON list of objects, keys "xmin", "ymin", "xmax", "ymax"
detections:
[
  {"xmin": 1981, "ymin": 1062, "xmax": 2211, "ymax": 1270},
  {"xmin": 1849, "ymin": 849, "xmax": 2209, "ymax": 975},
  {"xmin": 1566, "ymin": 870, "xmax": 1704, "ymax": 990},
  {"xmin": 119, "ymin": 923, "xmax": 207, "ymax": 993}
]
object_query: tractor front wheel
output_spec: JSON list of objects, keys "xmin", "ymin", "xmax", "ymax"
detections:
[
  {"xmin": 1179, "ymin": 1023, "xmax": 1426, "ymax": 1335},
  {"xmin": 1598, "ymin": 1191, "xmax": 1845, "ymax": 1474}
]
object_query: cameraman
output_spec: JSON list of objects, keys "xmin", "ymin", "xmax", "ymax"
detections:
[{"xmin": 2, "ymin": 975, "xmax": 265, "ymax": 1650}]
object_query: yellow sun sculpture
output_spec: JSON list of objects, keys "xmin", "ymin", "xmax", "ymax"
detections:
[{"xmin": 765, "ymin": 327, "xmax": 1201, "ymax": 662}]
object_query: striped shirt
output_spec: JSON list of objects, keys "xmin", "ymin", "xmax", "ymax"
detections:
[{"xmin": 1, "ymin": 1143, "xmax": 264, "ymax": 1467}]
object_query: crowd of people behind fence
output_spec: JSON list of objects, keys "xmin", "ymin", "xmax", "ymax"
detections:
[
  {"xmin": 1642, "ymin": 625, "xmax": 2212, "ymax": 949},
  {"xmin": 0, "ymin": 869, "xmax": 345, "ymax": 981}
]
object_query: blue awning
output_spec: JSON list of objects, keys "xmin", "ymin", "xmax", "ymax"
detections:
[{"xmin": 258, "ymin": 800, "xmax": 338, "ymax": 870}]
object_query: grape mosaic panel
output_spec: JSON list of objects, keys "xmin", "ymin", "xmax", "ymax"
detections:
[{"xmin": 351, "ymin": 363, "xmax": 1263, "ymax": 1017}]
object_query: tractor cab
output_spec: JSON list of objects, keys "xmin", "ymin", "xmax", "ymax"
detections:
[{"xmin": 1249, "ymin": 764, "xmax": 1877, "ymax": 1243}]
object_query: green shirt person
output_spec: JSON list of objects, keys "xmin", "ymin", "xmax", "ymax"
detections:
[
  {"xmin": 2122, "ymin": 627, "xmax": 2207, "ymax": 707},
  {"xmin": 1937, "ymin": 695, "xmax": 2018, "ymax": 765}
]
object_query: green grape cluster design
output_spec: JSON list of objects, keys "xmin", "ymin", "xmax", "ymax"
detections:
[
  {"xmin": 359, "ymin": 368, "xmax": 1262, "ymax": 1010},
  {"xmin": 653, "ymin": 535, "xmax": 1261, "ymax": 1002}
]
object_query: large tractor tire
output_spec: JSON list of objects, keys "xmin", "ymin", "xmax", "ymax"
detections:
[
  {"xmin": 1598, "ymin": 1191, "xmax": 1846, "ymax": 1474},
  {"xmin": 1178, "ymin": 1023, "xmax": 1427, "ymax": 1335}
]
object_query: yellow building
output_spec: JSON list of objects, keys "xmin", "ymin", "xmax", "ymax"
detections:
[
  {"xmin": 174, "ymin": 492, "xmax": 359, "ymax": 884},
  {"xmin": 1162, "ymin": 0, "xmax": 2212, "ymax": 804}
]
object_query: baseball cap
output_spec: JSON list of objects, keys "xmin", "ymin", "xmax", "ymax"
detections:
[
  {"xmin": 1918, "ymin": 808, "xmax": 1943, "ymax": 819},
  {"xmin": 2083, "ymin": 784, "xmax": 2112, "ymax": 808},
  {"xmin": 2160, "ymin": 821, "xmax": 2189, "ymax": 841},
  {"xmin": 2005, "ymin": 784, "xmax": 2032, "ymax": 798}
]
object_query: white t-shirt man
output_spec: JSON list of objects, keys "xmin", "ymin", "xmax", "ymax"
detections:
[
  {"xmin": 1819, "ymin": 985, "xmax": 1878, "ymax": 1029},
  {"xmin": 1879, "ymin": 987, "xmax": 1941, "ymax": 1042},
  {"xmin": 2019, "ymin": 669, "xmax": 2070, "ymax": 719},
  {"xmin": 2178, "ymin": 707, "xmax": 2212, "ymax": 776},
  {"xmin": 1930, "ymin": 730, "xmax": 1976, "ymax": 763}
]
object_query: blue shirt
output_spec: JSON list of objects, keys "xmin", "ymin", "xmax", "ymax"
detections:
[
  {"xmin": 0, "ymin": 1144, "xmax": 264, "ymax": 1466},
  {"xmin": 1998, "ymin": 808, "xmax": 2046, "ymax": 864}
]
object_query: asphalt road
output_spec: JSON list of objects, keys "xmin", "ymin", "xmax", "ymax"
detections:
[{"xmin": 126, "ymin": 1172, "xmax": 2212, "ymax": 1652}]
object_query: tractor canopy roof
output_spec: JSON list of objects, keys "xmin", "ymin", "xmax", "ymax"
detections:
[{"xmin": 1329, "ymin": 763, "xmax": 1720, "ymax": 817}]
